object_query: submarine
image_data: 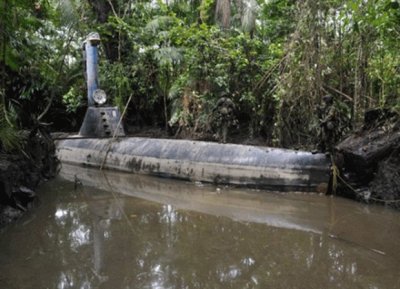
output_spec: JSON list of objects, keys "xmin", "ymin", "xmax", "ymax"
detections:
[{"xmin": 55, "ymin": 32, "xmax": 330, "ymax": 192}]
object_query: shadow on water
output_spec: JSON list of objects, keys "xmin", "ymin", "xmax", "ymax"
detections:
[{"xmin": 0, "ymin": 164, "xmax": 399, "ymax": 289}]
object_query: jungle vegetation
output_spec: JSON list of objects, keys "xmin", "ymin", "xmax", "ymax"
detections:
[{"xmin": 0, "ymin": 0, "xmax": 399, "ymax": 150}]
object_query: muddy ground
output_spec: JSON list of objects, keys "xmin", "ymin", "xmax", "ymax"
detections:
[
  {"xmin": 0, "ymin": 130, "xmax": 58, "ymax": 228},
  {"xmin": 336, "ymin": 109, "xmax": 400, "ymax": 208}
]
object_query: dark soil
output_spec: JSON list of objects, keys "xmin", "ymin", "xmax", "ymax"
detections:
[
  {"xmin": 369, "ymin": 146, "xmax": 400, "ymax": 203},
  {"xmin": 0, "ymin": 129, "xmax": 58, "ymax": 228},
  {"xmin": 336, "ymin": 108, "xmax": 400, "ymax": 208}
]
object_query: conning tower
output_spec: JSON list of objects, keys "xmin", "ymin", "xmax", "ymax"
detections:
[{"xmin": 79, "ymin": 32, "xmax": 125, "ymax": 138}]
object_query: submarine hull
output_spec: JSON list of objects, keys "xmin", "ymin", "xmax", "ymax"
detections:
[{"xmin": 56, "ymin": 137, "xmax": 330, "ymax": 192}]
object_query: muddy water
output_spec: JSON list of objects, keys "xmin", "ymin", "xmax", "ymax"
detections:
[{"xmin": 0, "ymin": 165, "xmax": 399, "ymax": 289}]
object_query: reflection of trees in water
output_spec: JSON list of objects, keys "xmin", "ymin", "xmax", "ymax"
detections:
[
  {"xmin": 45, "ymin": 191, "xmax": 391, "ymax": 289},
  {"xmin": 116, "ymin": 205, "xmax": 387, "ymax": 289},
  {"xmin": 51, "ymin": 203, "xmax": 97, "ymax": 289},
  {"xmin": 51, "ymin": 189, "xmax": 122, "ymax": 289}
]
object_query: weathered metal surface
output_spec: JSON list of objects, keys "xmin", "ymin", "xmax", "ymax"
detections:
[
  {"xmin": 84, "ymin": 32, "xmax": 100, "ymax": 106},
  {"xmin": 79, "ymin": 107, "xmax": 125, "ymax": 137},
  {"xmin": 56, "ymin": 137, "xmax": 330, "ymax": 192}
]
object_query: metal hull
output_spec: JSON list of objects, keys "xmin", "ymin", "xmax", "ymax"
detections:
[{"xmin": 56, "ymin": 137, "xmax": 330, "ymax": 192}]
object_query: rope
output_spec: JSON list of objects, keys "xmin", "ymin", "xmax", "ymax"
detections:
[
  {"xmin": 336, "ymin": 173, "xmax": 357, "ymax": 193},
  {"xmin": 99, "ymin": 94, "xmax": 133, "ymax": 171},
  {"xmin": 74, "ymin": 170, "xmax": 137, "ymax": 235},
  {"xmin": 329, "ymin": 154, "xmax": 340, "ymax": 195},
  {"xmin": 335, "ymin": 166, "xmax": 400, "ymax": 204},
  {"xmin": 331, "ymin": 164, "xmax": 339, "ymax": 194},
  {"xmin": 101, "ymin": 170, "xmax": 137, "ymax": 234}
]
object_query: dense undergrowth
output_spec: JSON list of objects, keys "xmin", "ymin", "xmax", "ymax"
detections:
[
  {"xmin": 0, "ymin": 1, "xmax": 399, "ymax": 216},
  {"xmin": 0, "ymin": 0, "xmax": 399, "ymax": 150}
]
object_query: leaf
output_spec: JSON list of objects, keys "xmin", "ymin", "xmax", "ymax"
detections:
[
  {"xmin": 145, "ymin": 16, "xmax": 175, "ymax": 33},
  {"xmin": 154, "ymin": 46, "xmax": 183, "ymax": 66}
]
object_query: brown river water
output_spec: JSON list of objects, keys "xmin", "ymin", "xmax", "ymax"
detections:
[{"xmin": 0, "ymin": 164, "xmax": 399, "ymax": 289}]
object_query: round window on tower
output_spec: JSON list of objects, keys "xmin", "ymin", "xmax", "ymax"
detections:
[{"xmin": 93, "ymin": 89, "xmax": 107, "ymax": 105}]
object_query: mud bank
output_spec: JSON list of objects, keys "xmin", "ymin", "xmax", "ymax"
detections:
[
  {"xmin": 337, "ymin": 109, "xmax": 400, "ymax": 208},
  {"xmin": 0, "ymin": 131, "xmax": 58, "ymax": 228}
]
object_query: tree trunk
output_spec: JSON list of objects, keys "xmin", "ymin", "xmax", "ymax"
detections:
[{"xmin": 86, "ymin": 0, "xmax": 119, "ymax": 61}]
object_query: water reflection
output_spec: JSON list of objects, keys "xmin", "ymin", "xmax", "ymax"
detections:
[{"xmin": 0, "ymin": 166, "xmax": 399, "ymax": 289}]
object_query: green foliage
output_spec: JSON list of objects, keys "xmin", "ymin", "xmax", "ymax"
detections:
[
  {"xmin": 269, "ymin": 0, "xmax": 400, "ymax": 147},
  {"xmin": 199, "ymin": 0, "xmax": 215, "ymax": 24},
  {"xmin": 62, "ymin": 87, "xmax": 83, "ymax": 113},
  {"xmin": 0, "ymin": 103, "xmax": 20, "ymax": 152},
  {"xmin": 84, "ymin": 0, "xmax": 285, "ymax": 137},
  {"xmin": 1, "ymin": 0, "xmax": 399, "ymax": 147},
  {"xmin": 0, "ymin": 0, "xmax": 88, "ymax": 129},
  {"xmin": 100, "ymin": 62, "xmax": 127, "ymax": 104},
  {"xmin": 260, "ymin": 0, "xmax": 296, "ymax": 42}
]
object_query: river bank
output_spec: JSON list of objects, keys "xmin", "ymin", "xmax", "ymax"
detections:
[
  {"xmin": 336, "ymin": 109, "xmax": 400, "ymax": 209},
  {"xmin": 0, "ymin": 130, "xmax": 58, "ymax": 228}
]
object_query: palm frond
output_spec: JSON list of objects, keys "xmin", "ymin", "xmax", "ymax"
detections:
[
  {"xmin": 145, "ymin": 16, "xmax": 175, "ymax": 33},
  {"xmin": 154, "ymin": 46, "xmax": 183, "ymax": 66},
  {"xmin": 168, "ymin": 81, "xmax": 183, "ymax": 100}
]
